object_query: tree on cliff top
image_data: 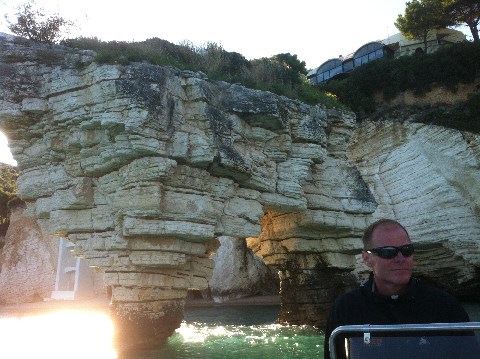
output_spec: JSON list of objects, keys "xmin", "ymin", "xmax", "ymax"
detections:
[
  {"xmin": 446, "ymin": 0, "xmax": 480, "ymax": 43},
  {"xmin": 395, "ymin": 0, "xmax": 450, "ymax": 52},
  {"xmin": 4, "ymin": 0, "xmax": 74, "ymax": 44}
]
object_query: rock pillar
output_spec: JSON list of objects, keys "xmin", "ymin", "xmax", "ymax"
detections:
[
  {"xmin": 110, "ymin": 298, "xmax": 185, "ymax": 351},
  {"xmin": 247, "ymin": 209, "xmax": 374, "ymax": 329},
  {"xmin": 278, "ymin": 261, "xmax": 356, "ymax": 327}
]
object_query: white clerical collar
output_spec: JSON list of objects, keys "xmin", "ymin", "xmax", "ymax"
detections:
[{"xmin": 372, "ymin": 278, "xmax": 400, "ymax": 299}]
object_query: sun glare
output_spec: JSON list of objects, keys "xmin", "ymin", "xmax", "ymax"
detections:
[
  {"xmin": 0, "ymin": 310, "xmax": 117, "ymax": 359},
  {"xmin": 175, "ymin": 321, "xmax": 236, "ymax": 343},
  {"xmin": 175, "ymin": 322, "xmax": 209, "ymax": 343}
]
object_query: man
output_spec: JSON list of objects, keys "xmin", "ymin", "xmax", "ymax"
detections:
[{"xmin": 324, "ymin": 218, "xmax": 471, "ymax": 359}]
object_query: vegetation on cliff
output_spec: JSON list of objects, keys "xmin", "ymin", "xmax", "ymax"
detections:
[
  {"xmin": 63, "ymin": 37, "xmax": 342, "ymax": 109},
  {"xmin": 0, "ymin": 164, "xmax": 19, "ymax": 239},
  {"xmin": 5, "ymin": 0, "xmax": 479, "ymax": 132},
  {"xmin": 64, "ymin": 37, "xmax": 480, "ymax": 133},
  {"xmin": 4, "ymin": 1, "xmax": 340, "ymax": 108},
  {"xmin": 319, "ymin": 41, "xmax": 480, "ymax": 133},
  {"xmin": 395, "ymin": 0, "xmax": 480, "ymax": 49},
  {"xmin": 4, "ymin": 0, "xmax": 74, "ymax": 44}
]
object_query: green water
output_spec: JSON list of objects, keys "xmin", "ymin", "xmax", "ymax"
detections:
[
  {"xmin": 121, "ymin": 302, "xmax": 480, "ymax": 359},
  {"xmin": 125, "ymin": 305, "xmax": 324, "ymax": 359}
]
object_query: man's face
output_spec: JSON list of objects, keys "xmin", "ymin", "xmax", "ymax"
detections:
[{"xmin": 362, "ymin": 223, "xmax": 414, "ymax": 295}]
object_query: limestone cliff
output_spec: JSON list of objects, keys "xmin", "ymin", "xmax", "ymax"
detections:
[
  {"xmin": 349, "ymin": 120, "xmax": 480, "ymax": 295},
  {"xmin": 0, "ymin": 33, "xmax": 479, "ymax": 350}
]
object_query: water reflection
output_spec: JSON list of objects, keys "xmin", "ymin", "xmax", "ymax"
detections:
[
  {"xmin": 2, "ymin": 303, "xmax": 477, "ymax": 359},
  {"xmin": 0, "ymin": 310, "xmax": 117, "ymax": 359},
  {"xmin": 134, "ymin": 322, "xmax": 324, "ymax": 359}
]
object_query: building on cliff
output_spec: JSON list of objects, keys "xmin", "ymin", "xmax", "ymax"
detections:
[{"xmin": 307, "ymin": 28, "xmax": 466, "ymax": 84}]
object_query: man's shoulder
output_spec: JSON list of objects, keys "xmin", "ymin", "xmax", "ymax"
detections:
[
  {"xmin": 414, "ymin": 279, "xmax": 468, "ymax": 314},
  {"xmin": 415, "ymin": 280, "xmax": 459, "ymax": 301}
]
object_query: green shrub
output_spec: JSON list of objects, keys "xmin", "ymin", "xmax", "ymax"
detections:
[
  {"xmin": 0, "ymin": 163, "xmax": 19, "ymax": 237},
  {"xmin": 63, "ymin": 37, "xmax": 342, "ymax": 108},
  {"xmin": 321, "ymin": 42, "xmax": 480, "ymax": 121},
  {"xmin": 62, "ymin": 37, "xmax": 479, "ymax": 132}
]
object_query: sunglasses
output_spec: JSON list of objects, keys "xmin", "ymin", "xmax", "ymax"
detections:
[{"xmin": 365, "ymin": 244, "xmax": 414, "ymax": 259}]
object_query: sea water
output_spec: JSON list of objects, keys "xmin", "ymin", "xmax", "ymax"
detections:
[
  {"xmin": 1, "ymin": 302, "xmax": 478, "ymax": 359},
  {"xmin": 123, "ymin": 305, "xmax": 324, "ymax": 359},
  {"xmin": 126, "ymin": 303, "xmax": 480, "ymax": 359}
]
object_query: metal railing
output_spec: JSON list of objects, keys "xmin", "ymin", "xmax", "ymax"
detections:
[{"xmin": 329, "ymin": 322, "xmax": 480, "ymax": 359}]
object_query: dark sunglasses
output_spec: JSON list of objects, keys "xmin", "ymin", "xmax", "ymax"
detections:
[{"xmin": 365, "ymin": 244, "xmax": 414, "ymax": 259}]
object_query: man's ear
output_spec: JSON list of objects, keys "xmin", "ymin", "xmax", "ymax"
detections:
[{"xmin": 362, "ymin": 251, "xmax": 373, "ymax": 268}]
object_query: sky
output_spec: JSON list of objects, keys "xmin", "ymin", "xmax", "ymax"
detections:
[
  {"xmin": 0, "ymin": 0, "xmax": 412, "ymax": 69},
  {"xmin": 0, "ymin": 0, "xmax": 472, "ymax": 165}
]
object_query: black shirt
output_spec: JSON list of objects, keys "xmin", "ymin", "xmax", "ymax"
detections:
[{"xmin": 324, "ymin": 274, "xmax": 471, "ymax": 359}]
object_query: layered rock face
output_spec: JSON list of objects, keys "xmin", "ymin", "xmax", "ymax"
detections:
[
  {"xmin": 250, "ymin": 120, "xmax": 480, "ymax": 325},
  {"xmin": 1, "ymin": 33, "xmax": 479, "ymax": 350},
  {"xmin": 349, "ymin": 121, "xmax": 480, "ymax": 296},
  {"xmin": 0, "ymin": 34, "xmax": 376, "ymax": 349}
]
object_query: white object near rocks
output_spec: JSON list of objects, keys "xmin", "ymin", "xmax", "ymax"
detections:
[{"xmin": 51, "ymin": 238, "xmax": 95, "ymax": 300}]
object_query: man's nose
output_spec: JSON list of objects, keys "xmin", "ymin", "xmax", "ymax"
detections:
[{"xmin": 394, "ymin": 251, "xmax": 408, "ymax": 260}]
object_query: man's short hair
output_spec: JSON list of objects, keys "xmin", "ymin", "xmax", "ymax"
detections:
[{"xmin": 362, "ymin": 218, "xmax": 410, "ymax": 249}]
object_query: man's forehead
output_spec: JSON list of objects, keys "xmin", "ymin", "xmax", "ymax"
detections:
[{"xmin": 372, "ymin": 223, "xmax": 409, "ymax": 240}]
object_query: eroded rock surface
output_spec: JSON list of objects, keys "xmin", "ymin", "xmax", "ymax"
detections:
[
  {"xmin": 0, "ymin": 34, "xmax": 375, "ymax": 349},
  {"xmin": 208, "ymin": 236, "xmax": 279, "ymax": 302},
  {"xmin": 349, "ymin": 120, "xmax": 480, "ymax": 295},
  {"xmin": 0, "ymin": 203, "xmax": 57, "ymax": 304},
  {"xmin": 1, "ymin": 33, "xmax": 479, "ymax": 349}
]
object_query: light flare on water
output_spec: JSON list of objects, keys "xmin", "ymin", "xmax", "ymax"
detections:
[
  {"xmin": 0, "ymin": 310, "xmax": 117, "ymax": 359},
  {"xmin": 141, "ymin": 321, "xmax": 324, "ymax": 359}
]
